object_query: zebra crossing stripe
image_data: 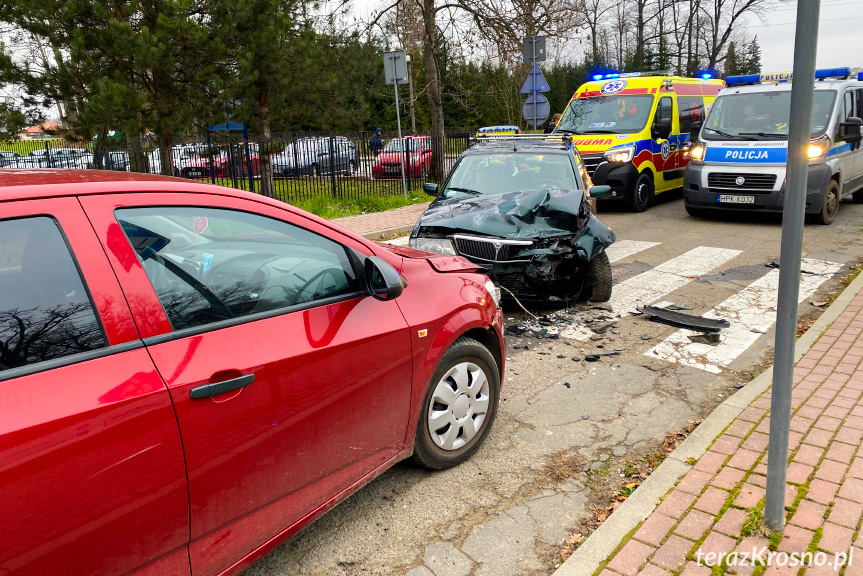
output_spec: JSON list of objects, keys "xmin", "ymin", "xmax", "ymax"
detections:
[
  {"xmin": 606, "ymin": 240, "xmax": 660, "ymax": 263},
  {"xmin": 608, "ymin": 246, "xmax": 743, "ymax": 316},
  {"xmin": 645, "ymin": 258, "xmax": 843, "ymax": 374},
  {"xmin": 560, "ymin": 246, "xmax": 742, "ymax": 340}
]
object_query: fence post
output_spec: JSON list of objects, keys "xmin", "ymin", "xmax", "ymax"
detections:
[
  {"xmin": 328, "ymin": 136, "xmax": 338, "ymax": 199},
  {"xmin": 45, "ymin": 140, "xmax": 52, "ymax": 168}
]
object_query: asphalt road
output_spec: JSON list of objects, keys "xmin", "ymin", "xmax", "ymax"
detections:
[{"xmin": 245, "ymin": 195, "xmax": 863, "ymax": 576}]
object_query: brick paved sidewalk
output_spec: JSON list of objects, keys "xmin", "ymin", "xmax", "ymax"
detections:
[
  {"xmin": 594, "ymin": 288, "xmax": 863, "ymax": 576},
  {"xmin": 331, "ymin": 202, "xmax": 429, "ymax": 236}
]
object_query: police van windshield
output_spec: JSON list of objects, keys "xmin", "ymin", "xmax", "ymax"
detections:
[
  {"xmin": 443, "ymin": 152, "xmax": 580, "ymax": 197},
  {"xmin": 557, "ymin": 95, "xmax": 655, "ymax": 134},
  {"xmin": 702, "ymin": 90, "xmax": 837, "ymax": 140}
]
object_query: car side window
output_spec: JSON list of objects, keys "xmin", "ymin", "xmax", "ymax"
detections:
[
  {"xmin": 0, "ymin": 216, "xmax": 107, "ymax": 372},
  {"xmin": 856, "ymin": 89, "xmax": 863, "ymax": 120},
  {"xmin": 114, "ymin": 207, "xmax": 362, "ymax": 331},
  {"xmin": 653, "ymin": 97, "xmax": 674, "ymax": 134},
  {"xmin": 678, "ymin": 96, "xmax": 705, "ymax": 135},
  {"xmin": 843, "ymin": 91, "xmax": 854, "ymax": 121}
]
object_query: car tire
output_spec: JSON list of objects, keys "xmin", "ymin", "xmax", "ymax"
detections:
[
  {"xmin": 630, "ymin": 172, "xmax": 653, "ymax": 213},
  {"xmin": 813, "ymin": 180, "xmax": 840, "ymax": 225},
  {"xmin": 312, "ymin": 164, "xmax": 320, "ymax": 177},
  {"xmin": 348, "ymin": 160, "xmax": 356, "ymax": 176},
  {"xmin": 412, "ymin": 337, "xmax": 500, "ymax": 470},
  {"xmin": 685, "ymin": 205, "xmax": 710, "ymax": 218},
  {"xmin": 587, "ymin": 250, "xmax": 613, "ymax": 302},
  {"xmin": 420, "ymin": 164, "xmax": 427, "ymax": 178}
]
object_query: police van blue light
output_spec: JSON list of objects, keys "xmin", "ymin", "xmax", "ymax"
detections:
[{"xmin": 726, "ymin": 67, "xmax": 852, "ymax": 86}]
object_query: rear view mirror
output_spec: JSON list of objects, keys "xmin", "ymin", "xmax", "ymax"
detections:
[
  {"xmin": 840, "ymin": 117, "xmax": 863, "ymax": 144},
  {"xmin": 364, "ymin": 256, "xmax": 407, "ymax": 301},
  {"xmin": 423, "ymin": 183, "xmax": 439, "ymax": 196},
  {"xmin": 589, "ymin": 185, "xmax": 612, "ymax": 199},
  {"xmin": 689, "ymin": 121, "xmax": 703, "ymax": 143}
]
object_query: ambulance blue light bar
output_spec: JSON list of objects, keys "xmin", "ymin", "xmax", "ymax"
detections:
[
  {"xmin": 726, "ymin": 67, "xmax": 852, "ymax": 86},
  {"xmin": 591, "ymin": 69, "xmax": 673, "ymax": 81}
]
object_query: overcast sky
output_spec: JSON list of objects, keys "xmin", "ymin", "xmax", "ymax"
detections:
[{"xmin": 743, "ymin": 0, "xmax": 863, "ymax": 72}]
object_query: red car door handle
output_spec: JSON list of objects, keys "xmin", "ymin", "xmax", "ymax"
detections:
[{"xmin": 190, "ymin": 374, "xmax": 255, "ymax": 399}]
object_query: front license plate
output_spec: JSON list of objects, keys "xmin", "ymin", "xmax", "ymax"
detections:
[{"xmin": 717, "ymin": 194, "xmax": 755, "ymax": 204}]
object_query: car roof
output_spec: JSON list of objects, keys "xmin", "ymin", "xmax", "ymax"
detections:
[
  {"xmin": 0, "ymin": 169, "xmax": 263, "ymax": 202},
  {"xmin": 464, "ymin": 138, "xmax": 573, "ymax": 155},
  {"xmin": 720, "ymin": 79, "xmax": 863, "ymax": 95}
]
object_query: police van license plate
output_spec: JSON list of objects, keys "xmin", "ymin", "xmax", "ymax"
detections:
[{"xmin": 717, "ymin": 194, "xmax": 755, "ymax": 204}]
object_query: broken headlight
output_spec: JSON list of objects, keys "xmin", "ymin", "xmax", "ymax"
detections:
[
  {"xmin": 409, "ymin": 237, "xmax": 456, "ymax": 255},
  {"xmin": 484, "ymin": 278, "xmax": 501, "ymax": 307}
]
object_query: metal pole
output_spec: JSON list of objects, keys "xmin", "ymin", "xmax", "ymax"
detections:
[
  {"xmin": 408, "ymin": 59, "xmax": 417, "ymax": 135},
  {"xmin": 392, "ymin": 55, "xmax": 408, "ymax": 200},
  {"xmin": 765, "ymin": 0, "xmax": 821, "ymax": 532},
  {"xmin": 532, "ymin": 39, "xmax": 538, "ymax": 134}
]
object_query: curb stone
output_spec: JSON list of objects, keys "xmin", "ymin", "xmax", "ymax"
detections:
[{"xmin": 552, "ymin": 265, "xmax": 863, "ymax": 576}]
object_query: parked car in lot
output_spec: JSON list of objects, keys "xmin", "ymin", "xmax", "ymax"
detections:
[
  {"xmin": 372, "ymin": 136, "xmax": 432, "ymax": 179},
  {"xmin": 410, "ymin": 135, "xmax": 616, "ymax": 302},
  {"xmin": 19, "ymin": 147, "xmax": 95, "ymax": 169},
  {"xmin": 272, "ymin": 137, "xmax": 359, "ymax": 177},
  {"xmin": 0, "ymin": 169, "xmax": 503, "ymax": 576},
  {"xmin": 182, "ymin": 143, "xmax": 262, "ymax": 179},
  {"xmin": 0, "ymin": 150, "xmax": 21, "ymax": 168}
]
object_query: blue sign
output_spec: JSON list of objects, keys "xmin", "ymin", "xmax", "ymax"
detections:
[
  {"xmin": 520, "ymin": 63, "xmax": 551, "ymax": 94},
  {"xmin": 704, "ymin": 146, "xmax": 788, "ymax": 164}
]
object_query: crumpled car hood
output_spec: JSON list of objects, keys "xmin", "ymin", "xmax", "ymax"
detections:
[{"xmin": 416, "ymin": 188, "xmax": 615, "ymax": 260}]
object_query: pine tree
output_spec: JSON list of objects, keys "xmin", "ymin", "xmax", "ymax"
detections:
[
  {"xmin": 744, "ymin": 37, "xmax": 762, "ymax": 74},
  {"xmin": 724, "ymin": 42, "xmax": 740, "ymax": 76}
]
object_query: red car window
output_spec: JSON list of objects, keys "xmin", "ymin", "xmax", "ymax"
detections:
[
  {"xmin": 0, "ymin": 216, "xmax": 107, "ymax": 372},
  {"xmin": 114, "ymin": 206, "xmax": 363, "ymax": 331}
]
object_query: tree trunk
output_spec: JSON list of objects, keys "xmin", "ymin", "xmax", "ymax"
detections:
[
  {"xmin": 423, "ymin": 0, "xmax": 445, "ymax": 181},
  {"xmin": 256, "ymin": 86, "xmax": 275, "ymax": 198}
]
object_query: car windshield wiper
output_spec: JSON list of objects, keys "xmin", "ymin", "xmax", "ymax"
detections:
[
  {"xmin": 556, "ymin": 129, "xmax": 584, "ymax": 135},
  {"xmin": 738, "ymin": 131, "xmax": 787, "ymax": 139},
  {"xmin": 583, "ymin": 129, "xmax": 616, "ymax": 134},
  {"xmin": 703, "ymin": 127, "xmax": 756, "ymax": 140},
  {"xmin": 446, "ymin": 187, "xmax": 482, "ymax": 196}
]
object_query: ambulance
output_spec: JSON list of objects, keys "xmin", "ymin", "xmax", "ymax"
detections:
[
  {"xmin": 554, "ymin": 70, "xmax": 725, "ymax": 211},
  {"xmin": 684, "ymin": 68, "xmax": 863, "ymax": 225}
]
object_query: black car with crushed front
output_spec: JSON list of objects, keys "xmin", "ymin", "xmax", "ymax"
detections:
[{"xmin": 409, "ymin": 135, "xmax": 616, "ymax": 303}]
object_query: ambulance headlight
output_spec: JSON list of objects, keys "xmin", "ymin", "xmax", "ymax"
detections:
[
  {"xmin": 688, "ymin": 143, "xmax": 706, "ymax": 162},
  {"xmin": 603, "ymin": 145, "xmax": 635, "ymax": 163},
  {"xmin": 807, "ymin": 137, "xmax": 830, "ymax": 160}
]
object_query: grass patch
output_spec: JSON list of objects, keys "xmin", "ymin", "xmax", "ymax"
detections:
[
  {"xmin": 287, "ymin": 194, "xmax": 429, "ymax": 220},
  {"xmin": 741, "ymin": 499, "xmax": 767, "ymax": 537}
]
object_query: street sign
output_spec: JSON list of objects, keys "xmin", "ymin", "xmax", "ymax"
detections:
[
  {"xmin": 522, "ymin": 94, "xmax": 550, "ymax": 127},
  {"xmin": 522, "ymin": 36, "xmax": 546, "ymax": 63},
  {"xmin": 383, "ymin": 50, "xmax": 409, "ymax": 85},
  {"xmin": 520, "ymin": 63, "xmax": 551, "ymax": 94}
]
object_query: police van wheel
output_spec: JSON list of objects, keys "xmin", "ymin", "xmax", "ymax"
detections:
[
  {"xmin": 630, "ymin": 173, "xmax": 653, "ymax": 213},
  {"xmin": 814, "ymin": 180, "xmax": 840, "ymax": 225}
]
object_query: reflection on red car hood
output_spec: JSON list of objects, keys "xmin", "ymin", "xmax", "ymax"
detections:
[{"xmin": 381, "ymin": 243, "xmax": 483, "ymax": 273}]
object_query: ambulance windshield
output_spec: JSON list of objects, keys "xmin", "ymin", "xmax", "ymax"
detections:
[
  {"xmin": 702, "ymin": 90, "xmax": 837, "ymax": 140},
  {"xmin": 557, "ymin": 95, "xmax": 654, "ymax": 134}
]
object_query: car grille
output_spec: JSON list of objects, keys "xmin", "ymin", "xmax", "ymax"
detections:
[
  {"xmin": 581, "ymin": 154, "xmax": 605, "ymax": 178},
  {"xmin": 708, "ymin": 172, "xmax": 777, "ymax": 193},
  {"xmin": 497, "ymin": 273, "xmax": 528, "ymax": 294},
  {"xmin": 453, "ymin": 235, "xmax": 533, "ymax": 263}
]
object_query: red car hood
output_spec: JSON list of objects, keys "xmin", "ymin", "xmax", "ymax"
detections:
[{"xmin": 380, "ymin": 243, "xmax": 483, "ymax": 273}]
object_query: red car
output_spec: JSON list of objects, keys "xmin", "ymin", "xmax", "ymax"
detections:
[
  {"xmin": 181, "ymin": 144, "xmax": 261, "ymax": 179},
  {"xmin": 0, "ymin": 170, "xmax": 503, "ymax": 576},
  {"xmin": 371, "ymin": 136, "xmax": 432, "ymax": 179}
]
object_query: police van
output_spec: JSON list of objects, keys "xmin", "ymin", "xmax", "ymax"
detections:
[
  {"xmin": 554, "ymin": 70, "xmax": 725, "ymax": 212},
  {"xmin": 684, "ymin": 68, "xmax": 863, "ymax": 224}
]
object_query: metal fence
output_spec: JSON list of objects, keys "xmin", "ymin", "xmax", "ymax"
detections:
[{"xmin": 0, "ymin": 132, "xmax": 473, "ymax": 202}]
